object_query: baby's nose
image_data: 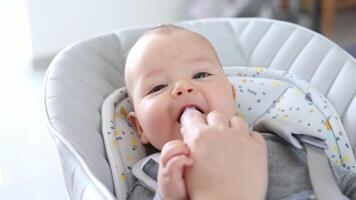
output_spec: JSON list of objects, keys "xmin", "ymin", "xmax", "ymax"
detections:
[{"xmin": 171, "ymin": 80, "xmax": 195, "ymax": 98}]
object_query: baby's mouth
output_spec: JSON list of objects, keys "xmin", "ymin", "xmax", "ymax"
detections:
[{"xmin": 177, "ymin": 105, "xmax": 204, "ymax": 124}]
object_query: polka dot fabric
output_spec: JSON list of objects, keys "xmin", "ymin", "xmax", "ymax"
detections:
[
  {"xmin": 102, "ymin": 88, "xmax": 146, "ymax": 200},
  {"xmin": 226, "ymin": 66, "xmax": 356, "ymax": 171}
]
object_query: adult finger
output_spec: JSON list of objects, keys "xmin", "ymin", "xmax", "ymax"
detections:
[
  {"xmin": 180, "ymin": 107, "xmax": 206, "ymax": 140},
  {"xmin": 251, "ymin": 131, "xmax": 267, "ymax": 146},
  {"xmin": 229, "ymin": 116, "xmax": 250, "ymax": 133},
  {"xmin": 206, "ymin": 111, "xmax": 229, "ymax": 127}
]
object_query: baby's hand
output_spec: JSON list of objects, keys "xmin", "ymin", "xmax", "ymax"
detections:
[{"xmin": 158, "ymin": 140, "xmax": 193, "ymax": 200}]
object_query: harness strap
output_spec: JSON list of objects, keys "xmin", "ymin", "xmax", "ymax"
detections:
[
  {"xmin": 254, "ymin": 119, "xmax": 343, "ymax": 200},
  {"xmin": 305, "ymin": 143, "xmax": 343, "ymax": 200}
]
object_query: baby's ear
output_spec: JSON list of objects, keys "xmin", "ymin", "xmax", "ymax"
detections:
[{"xmin": 128, "ymin": 112, "xmax": 149, "ymax": 144}]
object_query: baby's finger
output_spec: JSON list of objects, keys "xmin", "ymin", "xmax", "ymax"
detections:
[
  {"xmin": 207, "ymin": 111, "xmax": 229, "ymax": 127},
  {"xmin": 160, "ymin": 140, "xmax": 189, "ymax": 167},
  {"xmin": 164, "ymin": 155, "xmax": 193, "ymax": 179}
]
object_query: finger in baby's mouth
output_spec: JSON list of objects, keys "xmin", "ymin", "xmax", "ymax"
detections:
[{"xmin": 177, "ymin": 105, "xmax": 204, "ymax": 124}]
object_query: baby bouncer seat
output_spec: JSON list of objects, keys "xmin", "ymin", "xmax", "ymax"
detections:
[{"xmin": 43, "ymin": 18, "xmax": 356, "ymax": 200}]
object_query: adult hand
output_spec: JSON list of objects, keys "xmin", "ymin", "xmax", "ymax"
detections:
[{"xmin": 180, "ymin": 109, "xmax": 268, "ymax": 200}]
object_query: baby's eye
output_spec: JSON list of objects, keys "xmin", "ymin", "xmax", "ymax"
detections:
[
  {"xmin": 193, "ymin": 72, "xmax": 212, "ymax": 79},
  {"xmin": 148, "ymin": 84, "xmax": 167, "ymax": 94}
]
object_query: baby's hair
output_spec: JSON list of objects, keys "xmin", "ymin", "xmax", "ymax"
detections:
[
  {"xmin": 152, "ymin": 24, "xmax": 185, "ymax": 30},
  {"xmin": 144, "ymin": 24, "xmax": 187, "ymax": 35},
  {"xmin": 143, "ymin": 24, "xmax": 223, "ymax": 69}
]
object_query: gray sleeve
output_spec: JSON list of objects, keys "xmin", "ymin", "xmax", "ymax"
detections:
[
  {"xmin": 129, "ymin": 182, "xmax": 155, "ymax": 200},
  {"xmin": 331, "ymin": 163, "xmax": 356, "ymax": 200}
]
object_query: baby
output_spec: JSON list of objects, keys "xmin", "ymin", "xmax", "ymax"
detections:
[{"xmin": 124, "ymin": 25, "xmax": 356, "ymax": 200}]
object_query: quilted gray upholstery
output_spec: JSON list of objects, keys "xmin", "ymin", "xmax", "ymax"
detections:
[{"xmin": 43, "ymin": 18, "xmax": 356, "ymax": 200}]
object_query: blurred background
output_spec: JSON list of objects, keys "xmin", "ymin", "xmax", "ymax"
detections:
[{"xmin": 0, "ymin": 0, "xmax": 355, "ymax": 199}]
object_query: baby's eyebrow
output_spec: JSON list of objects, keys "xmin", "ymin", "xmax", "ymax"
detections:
[
  {"xmin": 186, "ymin": 56, "xmax": 217, "ymax": 65},
  {"xmin": 136, "ymin": 75, "xmax": 159, "ymax": 95}
]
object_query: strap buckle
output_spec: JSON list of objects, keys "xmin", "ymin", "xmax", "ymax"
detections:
[
  {"xmin": 253, "ymin": 118, "xmax": 328, "ymax": 150},
  {"xmin": 294, "ymin": 134, "xmax": 328, "ymax": 150}
]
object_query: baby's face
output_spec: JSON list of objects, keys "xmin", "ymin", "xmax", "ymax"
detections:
[{"xmin": 125, "ymin": 29, "xmax": 236, "ymax": 149}]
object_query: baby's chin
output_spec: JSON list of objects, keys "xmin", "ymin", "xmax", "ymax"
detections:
[
  {"xmin": 142, "ymin": 143, "xmax": 160, "ymax": 154},
  {"xmin": 154, "ymin": 135, "xmax": 184, "ymax": 150}
]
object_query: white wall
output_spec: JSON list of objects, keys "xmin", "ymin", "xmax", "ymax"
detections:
[
  {"xmin": 117, "ymin": 0, "xmax": 191, "ymax": 27},
  {"xmin": 27, "ymin": 0, "xmax": 191, "ymax": 60}
]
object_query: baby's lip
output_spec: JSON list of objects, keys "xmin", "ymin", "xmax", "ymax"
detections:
[{"xmin": 177, "ymin": 105, "xmax": 204, "ymax": 124}]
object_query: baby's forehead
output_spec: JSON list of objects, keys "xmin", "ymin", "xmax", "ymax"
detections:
[
  {"xmin": 125, "ymin": 27, "xmax": 218, "ymax": 92},
  {"xmin": 138, "ymin": 27, "xmax": 209, "ymax": 47},
  {"xmin": 125, "ymin": 29, "xmax": 202, "ymax": 70}
]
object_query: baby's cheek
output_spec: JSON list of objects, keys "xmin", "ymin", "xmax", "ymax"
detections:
[
  {"xmin": 141, "ymin": 101, "xmax": 162, "ymax": 129},
  {"xmin": 211, "ymin": 84, "xmax": 236, "ymax": 116},
  {"xmin": 140, "ymin": 100, "xmax": 172, "ymax": 147},
  {"xmin": 145, "ymin": 99, "xmax": 166, "ymax": 119}
]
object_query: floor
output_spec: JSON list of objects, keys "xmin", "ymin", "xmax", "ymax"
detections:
[
  {"xmin": 0, "ymin": 1, "xmax": 69, "ymax": 199},
  {"xmin": 0, "ymin": 1, "xmax": 355, "ymax": 200},
  {"xmin": 0, "ymin": 68, "xmax": 70, "ymax": 200}
]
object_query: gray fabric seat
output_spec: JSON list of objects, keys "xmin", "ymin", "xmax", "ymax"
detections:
[{"xmin": 43, "ymin": 18, "xmax": 356, "ymax": 200}]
